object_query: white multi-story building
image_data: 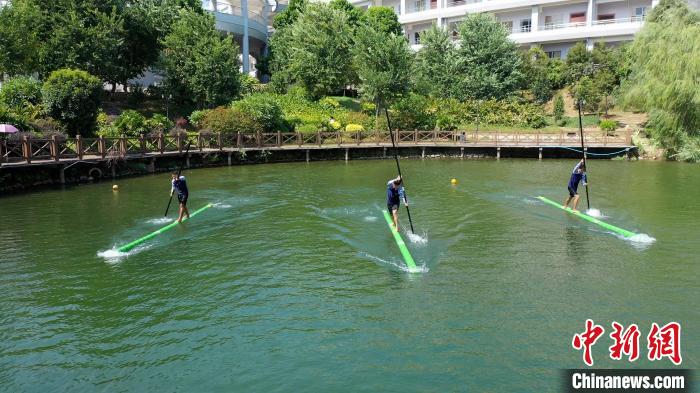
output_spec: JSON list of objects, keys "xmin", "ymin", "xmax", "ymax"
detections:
[{"xmin": 349, "ymin": 0, "xmax": 658, "ymax": 58}]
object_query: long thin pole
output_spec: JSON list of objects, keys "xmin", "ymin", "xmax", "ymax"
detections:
[
  {"xmin": 164, "ymin": 140, "xmax": 192, "ymax": 217},
  {"xmin": 384, "ymin": 108, "xmax": 415, "ymax": 233},
  {"xmin": 577, "ymin": 100, "xmax": 590, "ymax": 211}
]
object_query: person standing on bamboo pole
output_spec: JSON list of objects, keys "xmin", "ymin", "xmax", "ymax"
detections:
[
  {"xmin": 563, "ymin": 159, "xmax": 588, "ymax": 212},
  {"xmin": 171, "ymin": 172, "xmax": 190, "ymax": 223},
  {"xmin": 386, "ymin": 175, "xmax": 408, "ymax": 231}
]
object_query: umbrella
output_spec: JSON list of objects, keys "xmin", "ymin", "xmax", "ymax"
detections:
[{"xmin": 0, "ymin": 124, "xmax": 19, "ymax": 134}]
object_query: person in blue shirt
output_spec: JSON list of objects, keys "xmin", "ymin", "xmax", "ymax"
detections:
[
  {"xmin": 387, "ymin": 175, "xmax": 408, "ymax": 231},
  {"xmin": 563, "ymin": 159, "xmax": 587, "ymax": 212},
  {"xmin": 171, "ymin": 172, "xmax": 190, "ymax": 223}
]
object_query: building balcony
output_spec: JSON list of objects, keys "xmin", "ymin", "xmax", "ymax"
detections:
[
  {"xmin": 416, "ymin": 15, "xmax": 645, "ymax": 47},
  {"xmin": 202, "ymin": 0, "xmax": 269, "ymax": 42},
  {"xmin": 509, "ymin": 16, "xmax": 645, "ymax": 43}
]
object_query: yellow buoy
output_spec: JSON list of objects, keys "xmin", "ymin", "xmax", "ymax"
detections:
[
  {"xmin": 450, "ymin": 178, "xmax": 458, "ymax": 185},
  {"xmin": 112, "ymin": 184, "xmax": 119, "ymax": 191}
]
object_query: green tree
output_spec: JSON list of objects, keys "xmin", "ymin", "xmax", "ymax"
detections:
[
  {"xmin": 521, "ymin": 46, "xmax": 554, "ymax": 103},
  {"xmin": 353, "ymin": 25, "xmax": 413, "ymax": 110},
  {"xmin": 453, "ymin": 13, "xmax": 523, "ymax": 100},
  {"xmin": 0, "ymin": 0, "xmax": 43, "ymax": 76},
  {"xmin": 553, "ymin": 94, "xmax": 565, "ymax": 124},
  {"xmin": 571, "ymin": 75, "xmax": 603, "ymax": 114},
  {"xmin": 620, "ymin": 0, "xmax": 700, "ymax": 160},
  {"xmin": 272, "ymin": 3, "xmax": 355, "ymax": 98},
  {"xmin": 361, "ymin": 6, "xmax": 402, "ymax": 35},
  {"xmin": 565, "ymin": 42, "xmax": 592, "ymax": 86},
  {"xmin": 329, "ymin": 0, "xmax": 364, "ymax": 28},
  {"xmin": 413, "ymin": 24, "xmax": 454, "ymax": 98},
  {"xmin": 160, "ymin": 10, "xmax": 242, "ymax": 108},
  {"xmin": 39, "ymin": 7, "xmax": 126, "ymax": 84},
  {"xmin": 42, "ymin": 69, "xmax": 102, "ymax": 136},
  {"xmin": 0, "ymin": 76, "xmax": 42, "ymax": 109},
  {"xmin": 273, "ymin": 0, "xmax": 308, "ymax": 30}
]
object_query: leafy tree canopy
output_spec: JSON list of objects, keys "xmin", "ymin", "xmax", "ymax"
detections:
[
  {"xmin": 361, "ymin": 6, "xmax": 402, "ymax": 35},
  {"xmin": 453, "ymin": 13, "xmax": 523, "ymax": 100}
]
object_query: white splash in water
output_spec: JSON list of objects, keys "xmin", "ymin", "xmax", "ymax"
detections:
[
  {"xmin": 628, "ymin": 233, "xmax": 656, "ymax": 244},
  {"xmin": 146, "ymin": 217, "xmax": 173, "ymax": 225},
  {"xmin": 405, "ymin": 231, "xmax": 428, "ymax": 245},
  {"xmin": 363, "ymin": 216, "xmax": 378, "ymax": 222},
  {"xmin": 360, "ymin": 252, "xmax": 429, "ymax": 273},
  {"xmin": 97, "ymin": 248, "xmax": 129, "ymax": 264},
  {"xmin": 585, "ymin": 208, "xmax": 606, "ymax": 218},
  {"xmin": 212, "ymin": 203, "xmax": 232, "ymax": 208}
]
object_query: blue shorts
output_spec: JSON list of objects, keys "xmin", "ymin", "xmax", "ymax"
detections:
[
  {"xmin": 568, "ymin": 186, "xmax": 578, "ymax": 197},
  {"xmin": 178, "ymin": 194, "xmax": 188, "ymax": 206},
  {"xmin": 387, "ymin": 203, "xmax": 399, "ymax": 214}
]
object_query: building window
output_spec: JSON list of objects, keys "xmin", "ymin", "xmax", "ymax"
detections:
[
  {"xmin": 633, "ymin": 7, "xmax": 647, "ymax": 21},
  {"xmin": 520, "ymin": 19, "xmax": 531, "ymax": 32},
  {"xmin": 570, "ymin": 12, "xmax": 586, "ymax": 23},
  {"xmin": 414, "ymin": 32, "xmax": 421, "ymax": 44},
  {"xmin": 545, "ymin": 50, "xmax": 562, "ymax": 59},
  {"xmin": 501, "ymin": 20, "xmax": 513, "ymax": 32}
]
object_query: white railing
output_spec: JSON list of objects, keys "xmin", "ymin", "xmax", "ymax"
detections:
[
  {"xmin": 406, "ymin": 0, "xmax": 437, "ymax": 13},
  {"xmin": 542, "ymin": 21, "xmax": 587, "ymax": 30},
  {"xmin": 592, "ymin": 15, "xmax": 646, "ymax": 25},
  {"xmin": 202, "ymin": 0, "xmax": 267, "ymax": 26},
  {"xmin": 509, "ymin": 25, "xmax": 531, "ymax": 33},
  {"xmin": 446, "ymin": 0, "xmax": 481, "ymax": 7}
]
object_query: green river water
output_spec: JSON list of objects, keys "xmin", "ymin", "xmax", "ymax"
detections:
[{"xmin": 1, "ymin": 159, "xmax": 698, "ymax": 392}]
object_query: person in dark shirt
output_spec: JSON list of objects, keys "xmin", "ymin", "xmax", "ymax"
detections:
[
  {"xmin": 386, "ymin": 175, "xmax": 408, "ymax": 231},
  {"xmin": 171, "ymin": 172, "xmax": 190, "ymax": 223},
  {"xmin": 563, "ymin": 159, "xmax": 588, "ymax": 212}
]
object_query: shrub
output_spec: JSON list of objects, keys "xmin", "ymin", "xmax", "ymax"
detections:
[
  {"xmin": 553, "ymin": 94, "xmax": 565, "ymax": 122},
  {"xmin": 319, "ymin": 97, "xmax": 340, "ymax": 111},
  {"xmin": 0, "ymin": 76, "xmax": 42, "ymax": 109},
  {"xmin": 96, "ymin": 111, "xmax": 118, "ymax": 137},
  {"xmin": 345, "ymin": 111, "xmax": 373, "ymax": 131},
  {"xmin": 320, "ymin": 118, "xmax": 342, "ymax": 131},
  {"xmin": 42, "ymin": 69, "xmax": 102, "ymax": 136},
  {"xmin": 345, "ymin": 123, "xmax": 364, "ymax": 132},
  {"xmin": 391, "ymin": 93, "xmax": 435, "ymax": 130},
  {"xmin": 30, "ymin": 118, "xmax": 65, "ymax": 137},
  {"xmin": 436, "ymin": 114, "xmax": 458, "ymax": 131},
  {"xmin": 360, "ymin": 101, "xmax": 376, "ymax": 115},
  {"xmin": 201, "ymin": 107, "xmax": 237, "ymax": 134},
  {"xmin": 296, "ymin": 123, "xmax": 319, "ymax": 133},
  {"xmin": 146, "ymin": 114, "xmax": 174, "ymax": 134},
  {"xmin": 113, "ymin": 110, "xmax": 148, "ymax": 137},
  {"xmin": 189, "ymin": 110, "xmax": 210, "ymax": 128},
  {"xmin": 600, "ymin": 119, "xmax": 617, "ymax": 133},
  {"xmin": 240, "ymin": 74, "xmax": 260, "ymax": 96},
  {"xmin": 231, "ymin": 94, "xmax": 289, "ymax": 132},
  {"xmin": 0, "ymin": 102, "xmax": 32, "ymax": 131},
  {"xmin": 526, "ymin": 113, "xmax": 548, "ymax": 129},
  {"xmin": 175, "ymin": 117, "xmax": 189, "ymax": 130}
]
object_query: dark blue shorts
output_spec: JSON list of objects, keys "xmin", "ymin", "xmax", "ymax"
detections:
[
  {"xmin": 178, "ymin": 194, "xmax": 188, "ymax": 206},
  {"xmin": 387, "ymin": 203, "xmax": 399, "ymax": 214},
  {"xmin": 568, "ymin": 186, "xmax": 578, "ymax": 197}
]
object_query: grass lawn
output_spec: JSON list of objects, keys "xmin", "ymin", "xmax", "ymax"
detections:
[{"xmin": 330, "ymin": 96, "xmax": 361, "ymax": 112}]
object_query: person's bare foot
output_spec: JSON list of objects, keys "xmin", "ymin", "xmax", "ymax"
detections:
[
  {"xmin": 177, "ymin": 218, "xmax": 183, "ymax": 223},
  {"xmin": 572, "ymin": 209, "xmax": 579, "ymax": 213}
]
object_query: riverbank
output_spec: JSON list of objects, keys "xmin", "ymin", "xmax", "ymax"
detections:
[{"xmin": 0, "ymin": 144, "xmax": 638, "ymax": 194}]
